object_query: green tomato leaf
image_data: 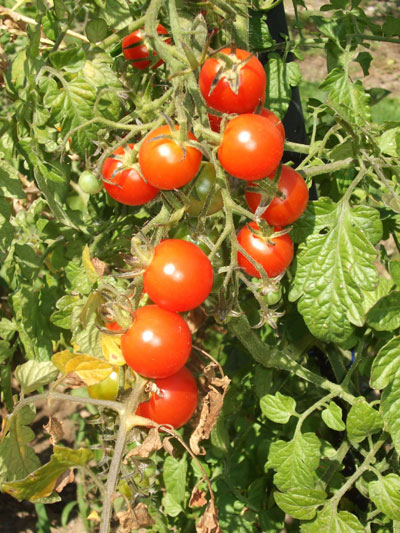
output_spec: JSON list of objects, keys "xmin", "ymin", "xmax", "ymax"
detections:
[
  {"xmin": 274, "ymin": 487, "xmax": 327, "ymax": 520},
  {"xmin": 260, "ymin": 392, "xmax": 297, "ymax": 424},
  {"xmin": 389, "ymin": 261, "xmax": 400, "ymax": 287},
  {"xmin": 49, "ymin": 45, "xmax": 86, "ymax": 73},
  {"xmin": 366, "ymin": 292, "xmax": 400, "ymax": 331},
  {"xmin": 301, "ymin": 505, "xmax": 365, "ymax": 533},
  {"xmin": 0, "ymin": 405, "xmax": 40, "ymax": 483},
  {"xmin": 0, "ymin": 158, "xmax": 26, "ymax": 199},
  {"xmin": 15, "ymin": 361, "xmax": 59, "ymax": 394},
  {"xmin": 369, "ymin": 473, "xmax": 400, "ymax": 520},
  {"xmin": 381, "ymin": 371, "xmax": 400, "ymax": 455},
  {"xmin": 2, "ymin": 446, "xmax": 93, "ymax": 502},
  {"xmin": 321, "ymin": 402, "xmax": 345, "ymax": 431},
  {"xmin": 265, "ymin": 53, "xmax": 300, "ymax": 119},
  {"xmin": 289, "ymin": 200, "xmax": 382, "ymax": 343},
  {"xmin": 362, "ymin": 277, "xmax": 394, "ymax": 315},
  {"xmin": 266, "ymin": 432, "xmax": 321, "ymax": 491},
  {"xmin": 162, "ymin": 456, "xmax": 187, "ymax": 517},
  {"xmin": 371, "ymin": 336, "xmax": 400, "ymax": 389},
  {"xmin": 346, "ymin": 398, "xmax": 383, "ymax": 444},
  {"xmin": 0, "ymin": 196, "xmax": 14, "ymax": 263},
  {"xmin": 378, "ymin": 127, "xmax": 400, "ymax": 158},
  {"xmin": 86, "ymin": 18, "xmax": 108, "ymax": 43}
]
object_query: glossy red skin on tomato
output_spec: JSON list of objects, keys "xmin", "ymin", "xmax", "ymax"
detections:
[
  {"xmin": 102, "ymin": 144, "xmax": 158, "ymax": 206},
  {"xmin": 136, "ymin": 366, "xmax": 198, "ymax": 428},
  {"xmin": 245, "ymin": 166, "xmax": 309, "ymax": 226},
  {"xmin": 199, "ymin": 48, "xmax": 266, "ymax": 114},
  {"xmin": 143, "ymin": 239, "xmax": 213, "ymax": 312},
  {"xmin": 121, "ymin": 305, "xmax": 192, "ymax": 379},
  {"xmin": 237, "ymin": 222, "xmax": 294, "ymax": 278},
  {"xmin": 260, "ymin": 108, "xmax": 285, "ymax": 140},
  {"xmin": 122, "ymin": 24, "xmax": 170, "ymax": 70},
  {"xmin": 218, "ymin": 114, "xmax": 284, "ymax": 181},
  {"xmin": 139, "ymin": 125, "xmax": 202, "ymax": 190}
]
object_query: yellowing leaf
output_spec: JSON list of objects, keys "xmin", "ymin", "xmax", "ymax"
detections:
[
  {"xmin": 101, "ymin": 333, "xmax": 125, "ymax": 366},
  {"xmin": 52, "ymin": 350, "xmax": 76, "ymax": 374},
  {"xmin": 88, "ymin": 510, "xmax": 100, "ymax": 521},
  {"xmin": 64, "ymin": 354, "xmax": 113, "ymax": 386},
  {"xmin": 82, "ymin": 245, "xmax": 99, "ymax": 284}
]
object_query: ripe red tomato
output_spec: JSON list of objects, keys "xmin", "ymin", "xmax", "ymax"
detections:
[
  {"xmin": 199, "ymin": 48, "xmax": 266, "ymax": 114},
  {"xmin": 139, "ymin": 125, "xmax": 202, "ymax": 190},
  {"xmin": 121, "ymin": 305, "xmax": 192, "ymax": 379},
  {"xmin": 260, "ymin": 108, "xmax": 285, "ymax": 140},
  {"xmin": 136, "ymin": 366, "xmax": 198, "ymax": 428},
  {"xmin": 237, "ymin": 222, "xmax": 294, "ymax": 278},
  {"xmin": 102, "ymin": 144, "xmax": 158, "ymax": 206},
  {"xmin": 218, "ymin": 114, "xmax": 284, "ymax": 180},
  {"xmin": 122, "ymin": 24, "xmax": 170, "ymax": 69},
  {"xmin": 245, "ymin": 166, "xmax": 309, "ymax": 226},
  {"xmin": 143, "ymin": 239, "xmax": 214, "ymax": 312},
  {"xmin": 87, "ymin": 370, "xmax": 119, "ymax": 401}
]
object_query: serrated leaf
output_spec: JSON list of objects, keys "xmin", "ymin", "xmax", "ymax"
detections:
[
  {"xmin": 301, "ymin": 505, "xmax": 365, "ymax": 533},
  {"xmin": 362, "ymin": 277, "xmax": 394, "ymax": 315},
  {"xmin": 162, "ymin": 456, "xmax": 187, "ymax": 517},
  {"xmin": 371, "ymin": 336, "xmax": 400, "ymax": 389},
  {"xmin": 321, "ymin": 402, "xmax": 345, "ymax": 431},
  {"xmin": 266, "ymin": 432, "xmax": 321, "ymax": 491},
  {"xmin": 82, "ymin": 245, "xmax": 99, "ymax": 284},
  {"xmin": 381, "ymin": 371, "xmax": 400, "ymax": 454},
  {"xmin": 100, "ymin": 333, "xmax": 125, "ymax": 366},
  {"xmin": 260, "ymin": 392, "xmax": 296, "ymax": 424},
  {"xmin": 290, "ymin": 197, "xmax": 338, "ymax": 244},
  {"xmin": 49, "ymin": 45, "xmax": 86, "ymax": 73},
  {"xmin": 320, "ymin": 68, "xmax": 370, "ymax": 126},
  {"xmin": 64, "ymin": 354, "xmax": 113, "ymax": 386},
  {"xmin": 289, "ymin": 201, "xmax": 382, "ymax": 343},
  {"xmin": 346, "ymin": 398, "xmax": 383, "ymax": 444},
  {"xmin": 379, "ymin": 127, "xmax": 400, "ymax": 158},
  {"xmin": 265, "ymin": 53, "xmax": 300, "ymax": 119},
  {"xmin": 51, "ymin": 294, "xmax": 82, "ymax": 330},
  {"xmin": 366, "ymin": 292, "xmax": 400, "ymax": 331},
  {"xmin": 0, "ymin": 159, "xmax": 26, "ymax": 199},
  {"xmin": 15, "ymin": 361, "xmax": 59, "ymax": 394},
  {"xmin": 2, "ymin": 446, "xmax": 93, "ymax": 502},
  {"xmin": 274, "ymin": 488, "xmax": 327, "ymax": 520},
  {"xmin": 369, "ymin": 473, "xmax": 400, "ymax": 520},
  {"xmin": 0, "ymin": 405, "xmax": 40, "ymax": 483}
]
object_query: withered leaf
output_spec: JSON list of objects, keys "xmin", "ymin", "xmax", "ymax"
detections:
[
  {"xmin": 190, "ymin": 367, "xmax": 230, "ymax": 455},
  {"xmin": 190, "ymin": 487, "xmax": 207, "ymax": 508},
  {"xmin": 43, "ymin": 416, "xmax": 64, "ymax": 445},
  {"xmin": 117, "ymin": 502, "xmax": 155, "ymax": 532},
  {"xmin": 125, "ymin": 428, "xmax": 162, "ymax": 460},
  {"xmin": 196, "ymin": 501, "xmax": 221, "ymax": 533},
  {"xmin": 55, "ymin": 469, "xmax": 74, "ymax": 493},
  {"xmin": 91, "ymin": 257, "xmax": 106, "ymax": 276},
  {"xmin": 163, "ymin": 436, "xmax": 175, "ymax": 456}
]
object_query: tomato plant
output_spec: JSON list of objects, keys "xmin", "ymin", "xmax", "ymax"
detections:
[
  {"xmin": 121, "ymin": 305, "xmax": 192, "ymax": 378},
  {"xmin": 143, "ymin": 239, "xmax": 214, "ymax": 312},
  {"xmin": 187, "ymin": 162, "xmax": 223, "ymax": 216},
  {"xmin": 218, "ymin": 114, "xmax": 284, "ymax": 180},
  {"xmin": 78, "ymin": 170, "xmax": 103, "ymax": 194},
  {"xmin": 245, "ymin": 165, "xmax": 309, "ymax": 226},
  {"xmin": 102, "ymin": 144, "xmax": 158, "ymax": 205},
  {"xmin": 87, "ymin": 370, "xmax": 119, "ymax": 401},
  {"xmin": 199, "ymin": 47, "xmax": 266, "ymax": 114},
  {"xmin": 138, "ymin": 125, "xmax": 202, "ymax": 190},
  {"xmin": 237, "ymin": 222, "xmax": 294, "ymax": 278},
  {"xmin": 122, "ymin": 24, "xmax": 170, "ymax": 69},
  {"xmin": 136, "ymin": 366, "xmax": 198, "ymax": 429},
  {"xmin": 259, "ymin": 107, "xmax": 285, "ymax": 140}
]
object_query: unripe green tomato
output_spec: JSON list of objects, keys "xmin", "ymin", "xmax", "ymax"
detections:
[
  {"xmin": 264, "ymin": 287, "xmax": 282, "ymax": 306},
  {"xmin": 78, "ymin": 170, "xmax": 103, "ymax": 194},
  {"xmin": 187, "ymin": 162, "xmax": 223, "ymax": 216},
  {"xmin": 87, "ymin": 370, "xmax": 119, "ymax": 401}
]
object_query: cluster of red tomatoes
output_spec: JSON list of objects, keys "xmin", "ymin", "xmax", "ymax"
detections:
[{"xmin": 90, "ymin": 24, "xmax": 309, "ymax": 428}]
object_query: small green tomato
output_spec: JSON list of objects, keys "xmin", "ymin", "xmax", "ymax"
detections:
[
  {"xmin": 187, "ymin": 162, "xmax": 223, "ymax": 216},
  {"xmin": 87, "ymin": 370, "xmax": 119, "ymax": 401},
  {"xmin": 78, "ymin": 170, "xmax": 103, "ymax": 194}
]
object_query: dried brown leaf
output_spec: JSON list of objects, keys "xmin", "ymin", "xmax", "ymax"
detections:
[
  {"xmin": 125, "ymin": 428, "xmax": 162, "ymax": 460},
  {"xmin": 117, "ymin": 502, "xmax": 155, "ymax": 532},
  {"xmin": 64, "ymin": 372, "xmax": 85, "ymax": 388},
  {"xmin": 196, "ymin": 501, "xmax": 221, "ymax": 533},
  {"xmin": 55, "ymin": 469, "xmax": 74, "ymax": 493},
  {"xmin": 185, "ymin": 307, "xmax": 207, "ymax": 334},
  {"xmin": 43, "ymin": 416, "xmax": 64, "ymax": 445},
  {"xmin": 190, "ymin": 370, "xmax": 230, "ymax": 455},
  {"xmin": 189, "ymin": 487, "xmax": 207, "ymax": 508},
  {"xmin": 91, "ymin": 257, "xmax": 106, "ymax": 276},
  {"xmin": 163, "ymin": 436, "xmax": 175, "ymax": 456}
]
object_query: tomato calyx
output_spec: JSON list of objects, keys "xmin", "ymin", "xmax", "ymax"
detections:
[{"xmin": 207, "ymin": 50, "xmax": 256, "ymax": 97}]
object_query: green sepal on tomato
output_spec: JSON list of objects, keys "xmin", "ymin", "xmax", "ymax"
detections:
[
  {"xmin": 237, "ymin": 222, "xmax": 294, "ymax": 278},
  {"xmin": 245, "ymin": 165, "xmax": 309, "ymax": 226},
  {"xmin": 121, "ymin": 305, "xmax": 192, "ymax": 379},
  {"xmin": 136, "ymin": 366, "xmax": 198, "ymax": 429}
]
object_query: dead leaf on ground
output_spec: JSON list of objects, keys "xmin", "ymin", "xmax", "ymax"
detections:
[
  {"xmin": 117, "ymin": 502, "xmax": 155, "ymax": 532},
  {"xmin": 125, "ymin": 428, "xmax": 162, "ymax": 460},
  {"xmin": 190, "ymin": 487, "xmax": 207, "ymax": 508},
  {"xmin": 190, "ymin": 363, "xmax": 230, "ymax": 455},
  {"xmin": 196, "ymin": 501, "xmax": 221, "ymax": 533},
  {"xmin": 43, "ymin": 416, "xmax": 64, "ymax": 445}
]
